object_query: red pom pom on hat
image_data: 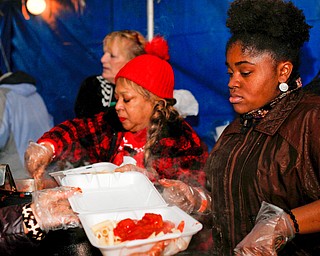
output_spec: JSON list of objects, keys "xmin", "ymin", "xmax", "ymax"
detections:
[{"xmin": 144, "ymin": 36, "xmax": 170, "ymax": 61}]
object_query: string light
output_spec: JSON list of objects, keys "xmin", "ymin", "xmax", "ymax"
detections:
[{"xmin": 26, "ymin": 0, "xmax": 46, "ymax": 15}]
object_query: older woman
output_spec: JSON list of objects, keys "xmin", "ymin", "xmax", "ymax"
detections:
[
  {"xmin": 204, "ymin": 0, "xmax": 320, "ymax": 255},
  {"xmin": 24, "ymin": 39, "xmax": 210, "ymax": 216}
]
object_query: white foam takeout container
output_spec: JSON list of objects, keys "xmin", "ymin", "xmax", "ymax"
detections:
[
  {"xmin": 56, "ymin": 169, "xmax": 203, "ymax": 255},
  {"xmin": 79, "ymin": 206, "xmax": 203, "ymax": 256}
]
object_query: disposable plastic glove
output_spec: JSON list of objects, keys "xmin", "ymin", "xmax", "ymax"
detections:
[
  {"xmin": 159, "ymin": 179, "xmax": 210, "ymax": 214},
  {"xmin": 31, "ymin": 186, "xmax": 82, "ymax": 233},
  {"xmin": 234, "ymin": 201, "xmax": 295, "ymax": 256},
  {"xmin": 115, "ymin": 164, "xmax": 159, "ymax": 182},
  {"xmin": 24, "ymin": 141, "xmax": 54, "ymax": 189}
]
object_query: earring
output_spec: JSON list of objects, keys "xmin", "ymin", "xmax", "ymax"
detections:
[{"xmin": 279, "ymin": 82, "xmax": 289, "ymax": 92}]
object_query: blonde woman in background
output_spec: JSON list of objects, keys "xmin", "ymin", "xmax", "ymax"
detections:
[{"xmin": 74, "ymin": 30, "xmax": 146, "ymax": 118}]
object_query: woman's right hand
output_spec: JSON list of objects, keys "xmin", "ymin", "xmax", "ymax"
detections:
[{"xmin": 24, "ymin": 141, "xmax": 54, "ymax": 185}]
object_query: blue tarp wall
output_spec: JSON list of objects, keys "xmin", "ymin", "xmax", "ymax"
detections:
[{"xmin": 0, "ymin": 0, "xmax": 320, "ymax": 150}]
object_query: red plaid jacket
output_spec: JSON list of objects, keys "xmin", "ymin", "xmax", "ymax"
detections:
[{"xmin": 38, "ymin": 108, "xmax": 208, "ymax": 187}]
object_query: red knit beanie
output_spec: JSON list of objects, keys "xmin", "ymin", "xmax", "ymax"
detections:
[{"xmin": 115, "ymin": 36, "xmax": 174, "ymax": 99}]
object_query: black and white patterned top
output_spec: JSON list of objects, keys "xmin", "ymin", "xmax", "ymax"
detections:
[{"xmin": 74, "ymin": 75, "xmax": 116, "ymax": 118}]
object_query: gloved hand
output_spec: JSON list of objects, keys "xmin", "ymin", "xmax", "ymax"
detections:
[
  {"xmin": 234, "ymin": 201, "xmax": 295, "ymax": 256},
  {"xmin": 158, "ymin": 179, "xmax": 210, "ymax": 214},
  {"xmin": 24, "ymin": 141, "xmax": 54, "ymax": 189},
  {"xmin": 31, "ymin": 186, "xmax": 82, "ymax": 232},
  {"xmin": 115, "ymin": 164, "xmax": 159, "ymax": 182}
]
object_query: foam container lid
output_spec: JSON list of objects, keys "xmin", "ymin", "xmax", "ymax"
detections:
[
  {"xmin": 61, "ymin": 171, "xmax": 167, "ymax": 213},
  {"xmin": 49, "ymin": 156, "xmax": 137, "ymax": 186}
]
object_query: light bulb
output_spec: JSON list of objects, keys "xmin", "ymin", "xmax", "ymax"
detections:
[{"xmin": 26, "ymin": 0, "xmax": 46, "ymax": 15}]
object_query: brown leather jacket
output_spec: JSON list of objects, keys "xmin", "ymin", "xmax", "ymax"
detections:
[{"xmin": 205, "ymin": 88, "xmax": 320, "ymax": 255}]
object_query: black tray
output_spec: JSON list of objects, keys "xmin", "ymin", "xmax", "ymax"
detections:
[{"xmin": 0, "ymin": 189, "xmax": 32, "ymax": 207}]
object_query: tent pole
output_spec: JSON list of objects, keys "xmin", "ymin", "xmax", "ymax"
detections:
[{"xmin": 147, "ymin": 0, "xmax": 154, "ymax": 41}]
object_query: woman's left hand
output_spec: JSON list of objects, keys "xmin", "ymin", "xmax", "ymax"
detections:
[
  {"xmin": 158, "ymin": 179, "xmax": 196, "ymax": 214},
  {"xmin": 32, "ymin": 186, "xmax": 82, "ymax": 232},
  {"xmin": 234, "ymin": 201, "xmax": 295, "ymax": 256},
  {"xmin": 115, "ymin": 164, "xmax": 159, "ymax": 181}
]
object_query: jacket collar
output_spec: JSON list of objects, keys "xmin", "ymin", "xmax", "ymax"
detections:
[{"xmin": 224, "ymin": 89, "xmax": 304, "ymax": 136}]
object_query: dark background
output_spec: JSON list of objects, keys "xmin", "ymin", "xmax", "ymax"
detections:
[{"xmin": 1, "ymin": 0, "xmax": 319, "ymax": 150}]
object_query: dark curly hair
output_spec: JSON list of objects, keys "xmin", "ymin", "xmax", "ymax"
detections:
[{"xmin": 226, "ymin": 0, "xmax": 312, "ymax": 73}]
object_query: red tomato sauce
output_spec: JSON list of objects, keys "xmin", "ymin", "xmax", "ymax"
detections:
[{"xmin": 113, "ymin": 213, "xmax": 184, "ymax": 242}]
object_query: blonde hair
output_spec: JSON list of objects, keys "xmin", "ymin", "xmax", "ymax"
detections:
[
  {"xmin": 103, "ymin": 30, "xmax": 146, "ymax": 60},
  {"xmin": 117, "ymin": 77, "xmax": 180, "ymax": 168}
]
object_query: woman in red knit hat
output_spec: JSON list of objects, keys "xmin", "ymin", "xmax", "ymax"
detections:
[{"xmin": 24, "ymin": 37, "xmax": 211, "ymax": 216}]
